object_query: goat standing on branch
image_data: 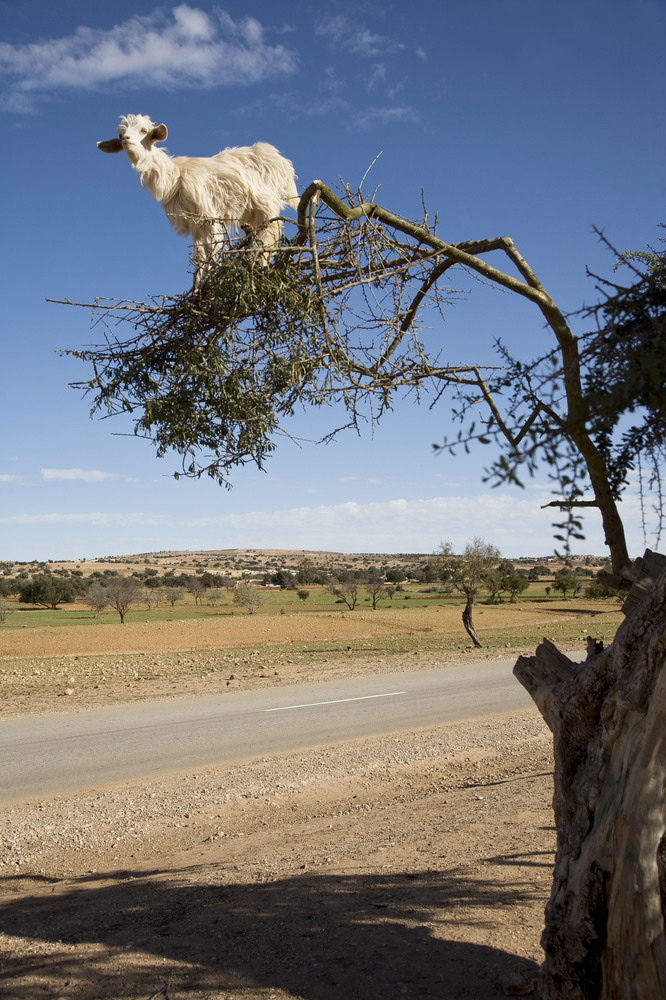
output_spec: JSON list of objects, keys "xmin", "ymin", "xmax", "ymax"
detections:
[{"xmin": 97, "ymin": 114, "xmax": 299, "ymax": 288}]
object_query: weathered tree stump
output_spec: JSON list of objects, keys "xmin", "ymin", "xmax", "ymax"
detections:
[{"xmin": 514, "ymin": 559, "xmax": 666, "ymax": 999}]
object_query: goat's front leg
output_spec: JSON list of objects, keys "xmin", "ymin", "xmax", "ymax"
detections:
[{"xmin": 191, "ymin": 230, "xmax": 213, "ymax": 292}]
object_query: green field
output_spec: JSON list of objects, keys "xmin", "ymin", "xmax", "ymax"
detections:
[{"xmin": 0, "ymin": 579, "xmax": 617, "ymax": 630}]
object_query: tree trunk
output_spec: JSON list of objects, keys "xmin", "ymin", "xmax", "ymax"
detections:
[
  {"xmin": 513, "ymin": 561, "xmax": 666, "ymax": 999},
  {"xmin": 462, "ymin": 598, "xmax": 482, "ymax": 647}
]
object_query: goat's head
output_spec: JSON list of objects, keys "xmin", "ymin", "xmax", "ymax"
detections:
[{"xmin": 97, "ymin": 114, "xmax": 168, "ymax": 163}]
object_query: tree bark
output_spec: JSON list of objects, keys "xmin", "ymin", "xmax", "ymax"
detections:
[
  {"xmin": 513, "ymin": 563, "xmax": 666, "ymax": 999},
  {"xmin": 462, "ymin": 598, "xmax": 482, "ymax": 647}
]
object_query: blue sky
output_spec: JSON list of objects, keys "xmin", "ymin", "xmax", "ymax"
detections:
[{"xmin": 1, "ymin": 0, "xmax": 664, "ymax": 561}]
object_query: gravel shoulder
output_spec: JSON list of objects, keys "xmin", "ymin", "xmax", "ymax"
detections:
[
  {"xmin": 0, "ymin": 606, "xmax": 593, "ymax": 999},
  {"xmin": 0, "ymin": 705, "xmax": 553, "ymax": 1000}
]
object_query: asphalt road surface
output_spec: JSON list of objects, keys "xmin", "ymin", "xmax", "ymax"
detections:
[{"xmin": 0, "ymin": 659, "xmax": 533, "ymax": 805}]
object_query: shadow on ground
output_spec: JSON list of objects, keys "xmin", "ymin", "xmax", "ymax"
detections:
[{"xmin": 0, "ymin": 863, "xmax": 542, "ymax": 999}]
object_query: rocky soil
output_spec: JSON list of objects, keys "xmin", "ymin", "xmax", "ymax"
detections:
[{"xmin": 0, "ymin": 604, "xmax": 608, "ymax": 999}]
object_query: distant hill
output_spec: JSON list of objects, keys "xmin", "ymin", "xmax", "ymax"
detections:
[{"xmin": 6, "ymin": 548, "xmax": 608, "ymax": 580}]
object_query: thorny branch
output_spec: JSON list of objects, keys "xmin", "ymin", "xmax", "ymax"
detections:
[{"xmin": 57, "ymin": 180, "xmax": 663, "ymax": 576}]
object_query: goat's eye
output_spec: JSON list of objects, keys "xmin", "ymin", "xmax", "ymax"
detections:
[{"xmin": 140, "ymin": 128, "xmax": 148, "ymax": 134}]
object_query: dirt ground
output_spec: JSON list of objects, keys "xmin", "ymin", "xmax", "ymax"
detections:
[
  {"xmin": 0, "ymin": 601, "xmax": 620, "ymax": 662},
  {"xmin": 0, "ymin": 603, "xmax": 616, "ymax": 999},
  {"xmin": 0, "ymin": 600, "xmax": 621, "ymax": 718}
]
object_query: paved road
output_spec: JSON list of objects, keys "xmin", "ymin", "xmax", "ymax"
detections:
[{"xmin": 0, "ymin": 659, "xmax": 533, "ymax": 805}]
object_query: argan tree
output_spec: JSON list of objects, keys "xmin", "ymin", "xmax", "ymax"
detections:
[
  {"xmin": 552, "ymin": 568, "xmax": 579, "ymax": 599},
  {"xmin": 327, "ymin": 578, "xmax": 359, "ymax": 611},
  {"xmin": 502, "ymin": 571, "xmax": 530, "ymax": 604},
  {"xmin": 103, "ymin": 576, "xmax": 142, "ymax": 624},
  {"xmin": 232, "ymin": 582, "xmax": 265, "ymax": 615},
  {"xmin": 19, "ymin": 574, "xmax": 81, "ymax": 609},
  {"xmin": 433, "ymin": 537, "xmax": 500, "ymax": 646},
  {"xmin": 85, "ymin": 583, "xmax": 109, "ymax": 618},
  {"xmin": 59, "ymin": 183, "xmax": 666, "ymax": 998},
  {"xmin": 365, "ymin": 576, "xmax": 388, "ymax": 610}
]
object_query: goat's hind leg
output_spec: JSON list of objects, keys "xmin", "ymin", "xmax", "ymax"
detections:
[
  {"xmin": 243, "ymin": 218, "xmax": 282, "ymax": 267},
  {"xmin": 190, "ymin": 228, "xmax": 217, "ymax": 293}
]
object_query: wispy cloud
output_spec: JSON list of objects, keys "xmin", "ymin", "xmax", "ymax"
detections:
[
  {"xmin": 0, "ymin": 5, "xmax": 297, "ymax": 112},
  {"xmin": 367, "ymin": 64, "xmax": 388, "ymax": 91},
  {"xmin": 0, "ymin": 474, "xmax": 22, "ymax": 483},
  {"xmin": 316, "ymin": 16, "xmax": 404, "ymax": 57},
  {"xmin": 350, "ymin": 105, "xmax": 418, "ymax": 130},
  {"xmin": 40, "ymin": 469, "xmax": 118, "ymax": 483}
]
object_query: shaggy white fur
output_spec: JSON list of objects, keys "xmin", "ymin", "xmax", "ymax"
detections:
[{"xmin": 98, "ymin": 114, "xmax": 299, "ymax": 287}]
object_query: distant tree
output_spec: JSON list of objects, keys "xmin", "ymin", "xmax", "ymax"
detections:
[
  {"xmin": 296, "ymin": 589, "xmax": 310, "ymax": 601},
  {"xmin": 103, "ymin": 576, "xmax": 142, "ymax": 624},
  {"xmin": 207, "ymin": 588, "xmax": 224, "ymax": 606},
  {"xmin": 328, "ymin": 579, "xmax": 359, "ymax": 611},
  {"xmin": 0, "ymin": 598, "xmax": 14, "ymax": 623},
  {"xmin": 419, "ymin": 563, "xmax": 437, "ymax": 584},
  {"xmin": 85, "ymin": 584, "xmax": 109, "ymax": 618},
  {"xmin": 502, "ymin": 572, "xmax": 530, "ymax": 603},
  {"xmin": 365, "ymin": 578, "xmax": 388, "ymax": 609},
  {"xmin": 186, "ymin": 576, "xmax": 206, "ymax": 605},
  {"xmin": 296, "ymin": 558, "xmax": 317, "ymax": 584},
  {"xmin": 19, "ymin": 574, "xmax": 80, "ymax": 609},
  {"xmin": 269, "ymin": 568, "xmax": 296, "ymax": 589},
  {"xmin": 143, "ymin": 587, "xmax": 162, "ymax": 610},
  {"xmin": 434, "ymin": 538, "xmax": 501, "ymax": 646},
  {"xmin": 166, "ymin": 586, "xmax": 186, "ymax": 607},
  {"xmin": 232, "ymin": 582, "xmax": 265, "ymax": 614},
  {"xmin": 485, "ymin": 571, "xmax": 506, "ymax": 604},
  {"xmin": 553, "ymin": 569, "xmax": 579, "ymax": 599}
]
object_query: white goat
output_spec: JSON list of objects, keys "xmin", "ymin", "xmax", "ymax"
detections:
[{"xmin": 97, "ymin": 114, "xmax": 299, "ymax": 287}]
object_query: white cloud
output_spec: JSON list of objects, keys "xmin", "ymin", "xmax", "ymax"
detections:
[
  {"xmin": 172, "ymin": 4, "xmax": 213, "ymax": 40},
  {"xmin": 0, "ymin": 5, "xmax": 297, "ymax": 112},
  {"xmin": 1, "ymin": 490, "xmax": 648, "ymax": 558},
  {"xmin": 0, "ymin": 474, "xmax": 22, "ymax": 483},
  {"xmin": 40, "ymin": 468, "xmax": 117, "ymax": 483}
]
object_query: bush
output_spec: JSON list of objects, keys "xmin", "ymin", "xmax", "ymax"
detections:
[{"xmin": 586, "ymin": 580, "xmax": 623, "ymax": 600}]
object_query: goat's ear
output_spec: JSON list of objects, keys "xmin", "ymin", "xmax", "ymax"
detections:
[
  {"xmin": 151, "ymin": 124, "xmax": 168, "ymax": 143},
  {"xmin": 97, "ymin": 138, "xmax": 124, "ymax": 153}
]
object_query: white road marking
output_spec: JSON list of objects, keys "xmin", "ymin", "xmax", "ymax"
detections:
[{"xmin": 264, "ymin": 691, "xmax": 406, "ymax": 712}]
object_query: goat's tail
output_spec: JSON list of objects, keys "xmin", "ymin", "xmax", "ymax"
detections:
[{"xmin": 284, "ymin": 183, "xmax": 300, "ymax": 211}]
